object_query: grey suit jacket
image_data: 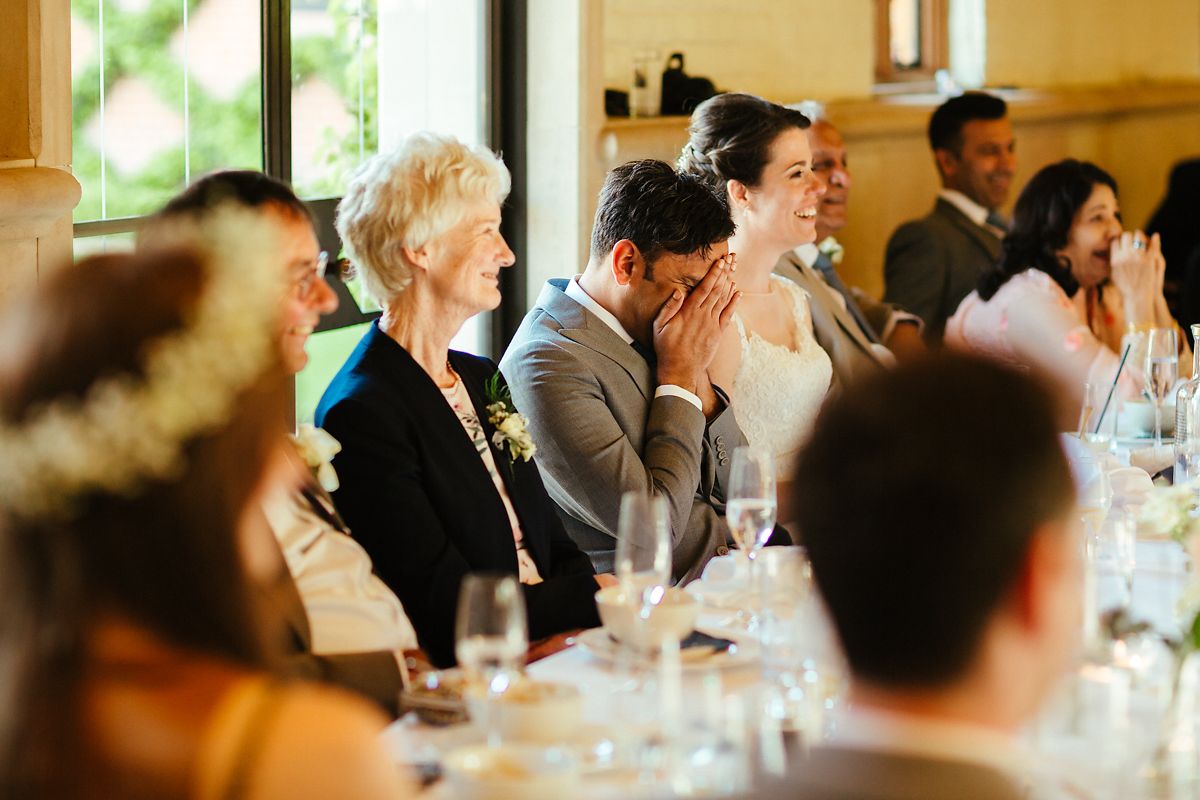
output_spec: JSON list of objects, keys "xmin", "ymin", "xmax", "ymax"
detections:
[
  {"xmin": 755, "ymin": 746, "xmax": 1027, "ymax": 800},
  {"xmin": 774, "ymin": 253, "xmax": 887, "ymax": 388},
  {"xmin": 499, "ymin": 279, "xmax": 744, "ymax": 585},
  {"xmin": 883, "ymin": 197, "xmax": 1003, "ymax": 343}
]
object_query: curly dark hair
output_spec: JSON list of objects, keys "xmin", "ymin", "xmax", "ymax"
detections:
[
  {"xmin": 978, "ymin": 159, "xmax": 1118, "ymax": 301},
  {"xmin": 677, "ymin": 92, "xmax": 811, "ymax": 201},
  {"xmin": 589, "ymin": 159, "xmax": 734, "ymax": 272}
]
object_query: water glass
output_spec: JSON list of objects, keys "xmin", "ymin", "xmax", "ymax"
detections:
[
  {"xmin": 727, "ymin": 446, "xmax": 778, "ymax": 631},
  {"xmin": 1145, "ymin": 328, "xmax": 1179, "ymax": 447},
  {"xmin": 615, "ymin": 491, "xmax": 672, "ymax": 646},
  {"xmin": 1091, "ymin": 511, "xmax": 1137, "ymax": 613},
  {"xmin": 455, "ymin": 573, "xmax": 528, "ymax": 745},
  {"xmin": 1072, "ymin": 454, "xmax": 1113, "ymax": 535}
]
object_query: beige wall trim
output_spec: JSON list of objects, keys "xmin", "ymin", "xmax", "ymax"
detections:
[{"xmin": 0, "ymin": 167, "xmax": 82, "ymax": 241}]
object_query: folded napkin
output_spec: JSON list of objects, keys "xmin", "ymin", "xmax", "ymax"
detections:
[
  {"xmin": 1127, "ymin": 444, "xmax": 1174, "ymax": 480},
  {"xmin": 1059, "ymin": 433, "xmax": 1158, "ymax": 512}
]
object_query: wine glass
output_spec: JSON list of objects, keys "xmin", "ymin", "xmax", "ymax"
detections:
[
  {"xmin": 615, "ymin": 491, "xmax": 672, "ymax": 646},
  {"xmin": 1073, "ymin": 455, "xmax": 1112, "ymax": 533},
  {"xmin": 726, "ymin": 446, "xmax": 778, "ymax": 632},
  {"xmin": 455, "ymin": 573, "xmax": 527, "ymax": 745},
  {"xmin": 1144, "ymin": 328, "xmax": 1178, "ymax": 447}
]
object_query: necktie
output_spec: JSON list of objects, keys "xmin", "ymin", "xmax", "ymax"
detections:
[
  {"xmin": 300, "ymin": 483, "xmax": 350, "ymax": 534},
  {"xmin": 813, "ymin": 251, "xmax": 880, "ymax": 344},
  {"xmin": 631, "ymin": 338, "xmax": 657, "ymax": 366},
  {"xmin": 985, "ymin": 210, "xmax": 1008, "ymax": 236}
]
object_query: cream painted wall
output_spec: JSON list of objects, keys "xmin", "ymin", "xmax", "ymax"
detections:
[
  {"xmin": 987, "ymin": 0, "xmax": 1200, "ymax": 88},
  {"xmin": 604, "ymin": 0, "xmax": 875, "ymax": 104},
  {"xmin": 570, "ymin": 1, "xmax": 1200, "ymax": 308},
  {"xmin": 839, "ymin": 102, "xmax": 1200, "ymax": 299}
]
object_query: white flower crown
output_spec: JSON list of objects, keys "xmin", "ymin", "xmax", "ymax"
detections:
[{"xmin": 0, "ymin": 208, "xmax": 286, "ymax": 521}]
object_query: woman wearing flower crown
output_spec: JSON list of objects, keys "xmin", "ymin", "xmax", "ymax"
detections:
[
  {"xmin": 0, "ymin": 243, "xmax": 412, "ymax": 797},
  {"xmin": 318, "ymin": 132, "xmax": 611, "ymax": 668}
]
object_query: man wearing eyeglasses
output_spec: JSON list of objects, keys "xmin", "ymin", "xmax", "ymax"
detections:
[{"xmin": 153, "ymin": 172, "xmax": 418, "ymax": 715}]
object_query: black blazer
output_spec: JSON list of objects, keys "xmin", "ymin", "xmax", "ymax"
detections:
[{"xmin": 315, "ymin": 323, "xmax": 600, "ymax": 667}]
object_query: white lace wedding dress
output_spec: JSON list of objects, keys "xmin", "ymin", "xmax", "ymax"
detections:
[{"xmin": 731, "ymin": 274, "xmax": 833, "ymax": 481}]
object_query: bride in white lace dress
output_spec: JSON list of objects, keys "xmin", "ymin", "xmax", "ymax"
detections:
[{"xmin": 679, "ymin": 93, "xmax": 833, "ymax": 521}]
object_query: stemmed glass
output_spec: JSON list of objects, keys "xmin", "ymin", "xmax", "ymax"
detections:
[
  {"xmin": 1073, "ymin": 455, "xmax": 1112, "ymax": 648},
  {"xmin": 726, "ymin": 446, "xmax": 778, "ymax": 633},
  {"xmin": 1144, "ymin": 327, "xmax": 1178, "ymax": 447},
  {"xmin": 455, "ymin": 573, "xmax": 527, "ymax": 746},
  {"xmin": 615, "ymin": 491, "xmax": 672, "ymax": 647}
]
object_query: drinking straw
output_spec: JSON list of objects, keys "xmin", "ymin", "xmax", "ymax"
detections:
[{"xmin": 1093, "ymin": 343, "xmax": 1132, "ymax": 435}]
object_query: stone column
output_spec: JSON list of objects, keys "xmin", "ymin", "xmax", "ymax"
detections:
[{"xmin": 0, "ymin": 0, "xmax": 81, "ymax": 300}]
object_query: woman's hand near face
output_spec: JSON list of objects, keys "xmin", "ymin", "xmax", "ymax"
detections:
[{"xmin": 1110, "ymin": 231, "xmax": 1158, "ymax": 326}]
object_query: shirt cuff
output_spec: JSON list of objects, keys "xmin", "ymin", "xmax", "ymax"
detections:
[{"xmin": 654, "ymin": 384, "xmax": 703, "ymax": 411}]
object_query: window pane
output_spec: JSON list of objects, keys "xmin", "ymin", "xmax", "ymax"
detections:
[
  {"xmin": 71, "ymin": 0, "xmax": 263, "ymax": 223},
  {"xmin": 889, "ymin": 0, "xmax": 923, "ymax": 70},
  {"xmin": 290, "ymin": 0, "xmax": 376, "ymax": 199},
  {"xmin": 292, "ymin": 0, "xmax": 490, "ymax": 423},
  {"xmin": 72, "ymin": 231, "xmax": 137, "ymax": 258},
  {"xmin": 289, "ymin": 0, "xmax": 487, "ymax": 194},
  {"xmin": 296, "ymin": 320, "xmax": 373, "ymax": 424}
]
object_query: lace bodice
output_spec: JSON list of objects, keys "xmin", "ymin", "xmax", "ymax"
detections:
[{"xmin": 731, "ymin": 275, "xmax": 833, "ymax": 481}]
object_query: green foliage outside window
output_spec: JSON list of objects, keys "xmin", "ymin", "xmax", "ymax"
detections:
[{"xmin": 71, "ymin": 0, "xmax": 379, "ymax": 221}]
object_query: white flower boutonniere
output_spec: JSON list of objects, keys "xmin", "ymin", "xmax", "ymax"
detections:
[
  {"xmin": 818, "ymin": 235, "xmax": 845, "ymax": 266},
  {"xmin": 484, "ymin": 372, "xmax": 537, "ymax": 464},
  {"xmin": 291, "ymin": 424, "xmax": 342, "ymax": 492}
]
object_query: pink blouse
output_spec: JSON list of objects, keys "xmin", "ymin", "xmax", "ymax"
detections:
[{"xmin": 945, "ymin": 269, "xmax": 1137, "ymax": 411}]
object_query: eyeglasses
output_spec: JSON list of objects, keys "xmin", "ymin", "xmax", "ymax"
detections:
[{"xmin": 292, "ymin": 251, "xmax": 329, "ymax": 299}]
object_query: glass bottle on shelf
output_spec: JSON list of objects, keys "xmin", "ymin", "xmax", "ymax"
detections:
[{"xmin": 1173, "ymin": 324, "xmax": 1200, "ymax": 484}]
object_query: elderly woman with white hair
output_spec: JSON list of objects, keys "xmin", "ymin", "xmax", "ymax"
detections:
[{"xmin": 316, "ymin": 132, "xmax": 606, "ymax": 668}]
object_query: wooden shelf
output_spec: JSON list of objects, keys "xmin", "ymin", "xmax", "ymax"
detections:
[{"xmin": 602, "ymin": 82, "xmax": 1200, "ymax": 140}]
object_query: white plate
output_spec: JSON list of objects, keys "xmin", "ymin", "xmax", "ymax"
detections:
[{"xmin": 574, "ymin": 627, "xmax": 759, "ymax": 670}]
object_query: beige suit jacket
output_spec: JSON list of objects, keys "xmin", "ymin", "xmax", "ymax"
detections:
[
  {"xmin": 500, "ymin": 279, "xmax": 753, "ymax": 585},
  {"xmin": 774, "ymin": 253, "xmax": 889, "ymax": 389}
]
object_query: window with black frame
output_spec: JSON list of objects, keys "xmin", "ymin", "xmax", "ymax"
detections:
[{"xmin": 70, "ymin": 0, "xmax": 512, "ymax": 423}]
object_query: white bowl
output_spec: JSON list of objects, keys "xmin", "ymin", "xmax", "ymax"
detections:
[
  {"xmin": 1121, "ymin": 399, "xmax": 1174, "ymax": 436},
  {"xmin": 443, "ymin": 743, "xmax": 579, "ymax": 800},
  {"xmin": 465, "ymin": 679, "xmax": 583, "ymax": 743},
  {"xmin": 594, "ymin": 585, "xmax": 699, "ymax": 649}
]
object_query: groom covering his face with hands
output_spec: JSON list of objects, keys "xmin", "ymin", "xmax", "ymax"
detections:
[{"xmin": 502, "ymin": 159, "xmax": 785, "ymax": 584}]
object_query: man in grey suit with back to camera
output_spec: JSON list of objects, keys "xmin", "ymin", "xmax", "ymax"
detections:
[
  {"xmin": 769, "ymin": 354, "xmax": 1080, "ymax": 800},
  {"xmin": 883, "ymin": 92, "xmax": 1016, "ymax": 343},
  {"xmin": 502, "ymin": 159, "xmax": 778, "ymax": 585}
]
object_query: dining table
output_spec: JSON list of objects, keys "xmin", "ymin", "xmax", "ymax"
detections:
[{"xmin": 383, "ymin": 514, "xmax": 1195, "ymax": 799}]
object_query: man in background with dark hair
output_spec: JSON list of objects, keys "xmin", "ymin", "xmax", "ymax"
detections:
[
  {"xmin": 781, "ymin": 354, "xmax": 1079, "ymax": 799},
  {"xmin": 884, "ymin": 92, "xmax": 1017, "ymax": 342},
  {"xmin": 502, "ymin": 159, "xmax": 765, "ymax": 583}
]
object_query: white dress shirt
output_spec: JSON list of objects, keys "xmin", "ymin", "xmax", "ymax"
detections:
[
  {"xmin": 564, "ymin": 276, "xmax": 702, "ymax": 411},
  {"xmin": 263, "ymin": 483, "xmax": 418, "ymax": 654},
  {"xmin": 939, "ymin": 188, "xmax": 1007, "ymax": 238}
]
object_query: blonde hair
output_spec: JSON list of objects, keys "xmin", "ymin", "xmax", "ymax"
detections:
[{"xmin": 336, "ymin": 132, "xmax": 511, "ymax": 305}]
